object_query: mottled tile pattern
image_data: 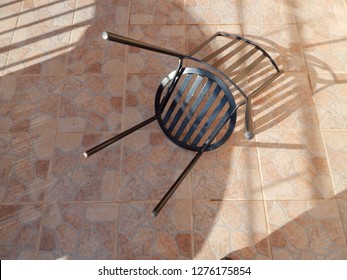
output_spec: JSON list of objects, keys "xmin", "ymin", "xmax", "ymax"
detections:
[
  {"xmin": 37, "ymin": 203, "xmax": 117, "ymax": 259},
  {"xmin": 119, "ymin": 130, "xmax": 192, "ymax": 201},
  {"xmin": 0, "ymin": 75, "xmax": 63, "ymax": 133},
  {"xmin": 253, "ymin": 73, "xmax": 319, "ymax": 131},
  {"xmin": 257, "ymin": 129, "xmax": 334, "ymax": 200},
  {"xmin": 1, "ymin": 0, "xmax": 347, "ymax": 260},
  {"xmin": 117, "ymin": 201, "xmax": 192, "ymax": 259},
  {"xmin": 239, "ymin": 0, "xmax": 295, "ymax": 24},
  {"xmin": 292, "ymin": 0, "xmax": 347, "ymax": 24},
  {"xmin": 0, "ymin": 27, "xmax": 14, "ymax": 76},
  {"xmin": 193, "ymin": 201, "xmax": 270, "ymax": 260},
  {"xmin": 298, "ymin": 24, "xmax": 347, "ymax": 73},
  {"xmin": 185, "ymin": 0, "xmax": 239, "ymax": 24},
  {"xmin": 0, "ymin": 204, "xmax": 43, "ymax": 259},
  {"xmin": 130, "ymin": 0, "xmax": 184, "ymax": 24},
  {"xmin": 191, "ymin": 131, "xmax": 262, "ymax": 200},
  {"xmin": 46, "ymin": 133, "xmax": 121, "ymax": 202},
  {"xmin": 266, "ymin": 201, "xmax": 347, "ymax": 259},
  {"xmin": 68, "ymin": 25, "xmax": 127, "ymax": 75},
  {"xmin": 74, "ymin": 0, "xmax": 130, "ymax": 26},
  {"xmin": 6, "ymin": 25, "xmax": 70, "ymax": 75},
  {"xmin": 309, "ymin": 73, "xmax": 347, "ymax": 129},
  {"xmin": 0, "ymin": 0, "xmax": 22, "ymax": 27},
  {"xmin": 18, "ymin": 0, "xmax": 76, "ymax": 27},
  {"xmin": 127, "ymin": 25, "xmax": 185, "ymax": 74},
  {"xmin": 58, "ymin": 74, "xmax": 124, "ymax": 132},
  {"xmin": 322, "ymin": 130, "xmax": 347, "ymax": 198},
  {"xmin": 0, "ymin": 133, "xmax": 54, "ymax": 203}
]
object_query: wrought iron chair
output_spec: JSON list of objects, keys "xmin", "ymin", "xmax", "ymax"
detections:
[{"xmin": 84, "ymin": 31, "xmax": 283, "ymax": 217}]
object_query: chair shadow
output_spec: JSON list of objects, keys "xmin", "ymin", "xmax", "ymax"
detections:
[
  {"xmin": 1, "ymin": 0, "xmax": 346, "ymax": 260},
  {"xmin": 220, "ymin": 189, "xmax": 347, "ymax": 260}
]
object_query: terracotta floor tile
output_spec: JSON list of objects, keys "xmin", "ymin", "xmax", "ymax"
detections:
[
  {"xmin": 292, "ymin": 0, "xmax": 347, "ymax": 24},
  {"xmin": 252, "ymin": 72, "xmax": 319, "ymax": 131},
  {"xmin": 119, "ymin": 130, "xmax": 192, "ymax": 202},
  {"xmin": 130, "ymin": 0, "xmax": 184, "ymax": 25},
  {"xmin": 123, "ymin": 74, "xmax": 165, "ymax": 129},
  {"xmin": 191, "ymin": 131, "xmax": 262, "ymax": 200},
  {"xmin": 309, "ymin": 73, "xmax": 347, "ymax": 129},
  {"xmin": 0, "ymin": 204, "xmax": 43, "ymax": 259},
  {"xmin": 46, "ymin": 133, "xmax": 121, "ymax": 202},
  {"xmin": 266, "ymin": 200, "xmax": 347, "ymax": 259},
  {"xmin": 239, "ymin": 0, "xmax": 295, "ymax": 24},
  {"xmin": 0, "ymin": 75, "xmax": 63, "ymax": 133},
  {"xmin": 37, "ymin": 203, "xmax": 117, "ymax": 259},
  {"xmin": 6, "ymin": 25, "xmax": 71, "ymax": 75},
  {"xmin": 185, "ymin": 0, "xmax": 239, "ymax": 24},
  {"xmin": 185, "ymin": 24, "xmax": 242, "ymax": 55},
  {"xmin": 0, "ymin": 0, "xmax": 22, "ymax": 27},
  {"xmin": 116, "ymin": 201, "xmax": 192, "ymax": 259},
  {"xmin": 18, "ymin": 0, "xmax": 76, "ymax": 27},
  {"xmin": 257, "ymin": 129, "xmax": 334, "ymax": 200},
  {"xmin": 338, "ymin": 199, "xmax": 347, "ymax": 243},
  {"xmin": 242, "ymin": 25, "xmax": 306, "ymax": 72},
  {"xmin": 127, "ymin": 25, "xmax": 185, "ymax": 74},
  {"xmin": 58, "ymin": 74, "xmax": 124, "ymax": 133},
  {"xmin": 193, "ymin": 201, "xmax": 270, "ymax": 260},
  {"xmin": 298, "ymin": 24, "xmax": 347, "ymax": 73},
  {"xmin": 322, "ymin": 130, "xmax": 347, "ymax": 198},
  {"xmin": 0, "ymin": 27, "xmax": 15, "ymax": 76},
  {"xmin": 68, "ymin": 25, "xmax": 127, "ymax": 75},
  {"xmin": 74, "ymin": 0, "xmax": 130, "ymax": 26},
  {"xmin": 0, "ymin": 133, "xmax": 54, "ymax": 203}
]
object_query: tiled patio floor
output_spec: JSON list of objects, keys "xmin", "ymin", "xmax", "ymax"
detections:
[{"xmin": 1, "ymin": 0, "xmax": 347, "ymax": 259}]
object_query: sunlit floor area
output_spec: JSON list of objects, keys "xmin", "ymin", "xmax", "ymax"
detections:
[{"xmin": 1, "ymin": 0, "xmax": 347, "ymax": 259}]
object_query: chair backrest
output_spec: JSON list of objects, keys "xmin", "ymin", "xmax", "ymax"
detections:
[
  {"xmin": 155, "ymin": 67, "xmax": 237, "ymax": 152},
  {"xmin": 189, "ymin": 33, "xmax": 281, "ymax": 99}
]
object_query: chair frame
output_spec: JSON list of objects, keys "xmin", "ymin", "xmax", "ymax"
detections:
[{"xmin": 83, "ymin": 31, "xmax": 283, "ymax": 217}]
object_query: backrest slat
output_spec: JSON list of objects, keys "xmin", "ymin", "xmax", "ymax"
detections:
[
  {"xmin": 202, "ymin": 39, "xmax": 238, "ymax": 62},
  {"xmin": 231, "ymin": 54, "xmax": 266, "ymax": 84},
  {"xmin": 211, "ymin": 42, "xmax": 248, "ymax": 68}
]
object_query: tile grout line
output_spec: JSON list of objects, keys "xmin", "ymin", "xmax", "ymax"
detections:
[
  {"xmin": 112, "ymin": 0, "xmax": 132, "ymax": 260},
  {"xmin": 291, "ymin": 0, "xmax": 347, "ymax": 251},
  {"xmin": 254, "ymin": 134, "xmax": 273, "ymax": 259}
]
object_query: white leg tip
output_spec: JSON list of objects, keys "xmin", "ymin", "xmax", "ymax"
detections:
[
  {"xmin": 83, "ymin": 152, "xmax": 88, "ymax": 158},
  {"xmin": 101, "ymin": 31, "xmax": 108, "ymax": 40}
]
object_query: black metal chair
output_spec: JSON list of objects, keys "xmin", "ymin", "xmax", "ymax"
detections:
[{"xmin": 84, "ymin": 31, "xmax": 283, "ymax": 217}]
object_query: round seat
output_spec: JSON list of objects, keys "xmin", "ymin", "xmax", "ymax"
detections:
[{"xmin": 155, "ymin": 67, "xmax": 237, "ymax": 152}]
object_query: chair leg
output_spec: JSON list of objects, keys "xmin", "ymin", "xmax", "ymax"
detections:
[
  {"xmin": 152, "ymin": 149, "xmax": 204, "ymax": 217},
  {"xmin": 83, "ymin": 115, "xmax": 157, "ymax": 158}
]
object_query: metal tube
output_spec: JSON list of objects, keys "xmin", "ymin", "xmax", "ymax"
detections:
[
  {"xmin": 102, "ymin": 31, "xmax": 185, "ymax": 59},
  {"xmin": 244, "ymin": 98, "xmax": 255, "ymax": 140},
  {"xmin": 83, "ymin": 115, "xmax": 157, "ymax": 158},
  {"xmin": 152, "ymin": 150, "xmax": 204, "ymax": 217}
]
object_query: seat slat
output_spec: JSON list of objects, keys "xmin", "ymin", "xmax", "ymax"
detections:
[
  {"xmin": 182, "ymin": 86, "xmax": 222, "ymax": 144},
  {"xmin": 192, "ymin": 95, "xmax": 228, "ymax": 146},
  {"xmin": 162, "ymin": 74, "xmax": 193, "ymax": 125},
  {"xmin": 167, "ymin": 75, "xmax": 204, "ymax": 133},
  {"xmin": 174, "ymin": 79, "xmax": 214, "ymax": 139}
]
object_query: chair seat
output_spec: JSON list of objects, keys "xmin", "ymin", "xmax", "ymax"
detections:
[{"xmin": 155, "ymin": 67, "xmax": 237, "ymax": 151}]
